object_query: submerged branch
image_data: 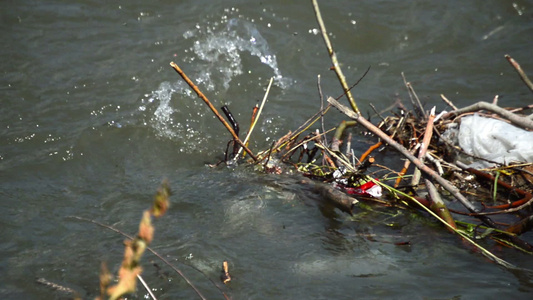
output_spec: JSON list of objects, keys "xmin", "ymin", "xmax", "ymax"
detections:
[
  {"xmin": 425, "ymin": 179, "xmax": 457, "ymax": 229},
  {"xmin": 372, "ymin": 179, "xmax": 516, "ymax": 269},
  {"xmin": 304, "ymin": 178, "xmax": 359, "ymax": 214}
]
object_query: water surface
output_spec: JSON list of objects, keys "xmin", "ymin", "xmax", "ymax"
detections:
[{"xmin": 1, "ymin": 0, "xmax": 533, "ymax": 298}]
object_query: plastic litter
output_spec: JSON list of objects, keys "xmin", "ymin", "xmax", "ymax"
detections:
[
  {"xmin": 453, "ymin": 114, "xmax": 533, "ymax": 169},
  {"xmin": 333, "ymin": 179, "xmax": 382, "ymax": 198}
]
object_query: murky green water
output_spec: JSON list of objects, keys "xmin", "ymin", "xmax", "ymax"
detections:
[{"xmin": 2, "ymin": 0, "xmax": 533, "ymax": 298}]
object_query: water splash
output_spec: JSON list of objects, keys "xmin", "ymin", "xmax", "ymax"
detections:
[
  {"xmin": 147, "ymin": 14, "xmax": 291, "ymax": 149},
  {"xmin": 145, "ymin": 81, "xmax": 210, "ymax": 153},
  {"xmin": 190, "ymin": 18, "xmax": 291, "ymax": 90}
]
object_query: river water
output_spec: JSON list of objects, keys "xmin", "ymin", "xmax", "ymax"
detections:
[{"xmin": 2, "ymin": 0, "xmax": 533, "ymax": 299}]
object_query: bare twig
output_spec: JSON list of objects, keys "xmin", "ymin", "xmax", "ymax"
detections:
[
  {"xmin": 312, "ymin": 0, "xmax": 359, "ymax": 114},
  {"xmin": 492, "ymin": 95, "xmax": 499, "ymax": 105},
  {"xmin": 235, "ymin": 77, "xmax": 273, "ymax": 161},
  {"xmin": 317, "ymin": 75, "xmax": 325, "ymax": 133},
  {"xmin": 170, "ymin": 61, "xmax": 258, "ymax": 161},
  {"xmin": 359, "ymin": 141, "xmax": 382, "ymax": 163},
  {"xmin": 402, "ymin": 72, "xmax": 426, "ymax": 120},
  {"xmin": 425, "ymin": 152, "xmax": 447, "ymax": 174},
  {"xmin": 443, "ymin": 101, "xmax": 533, "ymax": 130},
  {"xmin": 505, "ymin": 54, "xmax": 533, "ymax": 93},
  {"xmin": 411, "ymin": 107, "xmax": 436, "ymax": 186},
  {"xmin": 440, "ymin": 94, "xmax": 458, "ymax": 110}
]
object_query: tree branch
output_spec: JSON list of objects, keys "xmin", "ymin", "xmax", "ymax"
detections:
[
  {"xmin": 327, "ymin": 97, "xmax": 498, "ymax": 228},
  {"xmin": 444, "ymin": 101, "xmax": 533, "ymax": 130}
]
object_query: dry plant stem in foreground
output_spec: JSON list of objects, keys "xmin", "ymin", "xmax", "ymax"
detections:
[
  {"xmin": 170, "ymin": 61, "xmax": 258, "ymax": 161},
  {"xmin": 327, "ymin": 97, "xmax": 498, "ymax": 228},
  {"xmin": 100, "ymin": 181, "xmax": 171, "ymax": 300},
  {"xmin": 72, "ymin": 216, "xmax": 211, "ymax": 300}
]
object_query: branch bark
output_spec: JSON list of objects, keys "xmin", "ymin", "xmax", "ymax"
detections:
[{"xmin": 443, "ymin": 101, "xmax": 533, "ymax": 130}]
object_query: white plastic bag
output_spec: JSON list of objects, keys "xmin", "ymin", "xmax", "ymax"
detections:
[{"xmin": 457, "ymin": 114, "xmax": 533, "ymax": 168}]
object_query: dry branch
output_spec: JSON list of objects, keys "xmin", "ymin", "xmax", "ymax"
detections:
[
  {"xmin": 170, "ymin": 62, "xmax": 258, "ymax": 161},
  {"xmin": 505, "ymin": 54, "xmax": 533, "ymax": 93},
  {"xmin": 327, "ymin": 97, "xmax": 498, "ymax": 228},
  {"xmin": 312, "ymin": 0, "xmax": 359, "ymax": 113},
  {"xmin": 443, "ymin": 101, "xmax": 533, "ymax": 130}
]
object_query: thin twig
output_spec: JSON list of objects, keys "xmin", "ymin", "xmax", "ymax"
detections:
[
  {"xmin": 263, "ymin": 104, "xmax": 332, "ymax": 158},
  {"xmin": 312, "ymin": 0, "xmax": 359, "ymax": 114},
  {"xmin": 505, "ymin": 54, "xmax": 533, "ymax": 93},
  {"xmin": 411, "ymin": 107, "xmax": 436, "ymax": 186},
  {"xmin": 402, "ymin": 72, "xmax": 426, "ymax": 120},
  {"xmin": 137, "ymin": 274, "xmax": 157, "ymax": 300},
  {"xmin": 440, "ymin": 94, "xmax": 458, "ymax": 110},
  {"xmin": 170, "ymin": 61, "xmax": 258, "ymax": 161},
  {"xmin": 394, "ymin": 147, "xmax": 417, "ymax": 188},
  {"xmin": 235, "ymin": 77, "xmax": 273, "ymax": 161},
  {"xmin": 369, "ymin": 103, "xmax": 386, "ymax": 122},
  {"xmin": 317, "ymin": 74, "xmax": 328, "ymax": 148},
  {"xmin": 492, "ymin": 95, "xmax": 499, "ymax": 105},
  {"xmin": 425, "ymin": 152, "xmax": 446, "ymax": 174},
  {"xmin": 359, "ymin": 141, "xmax": 382, "ymax": 163}
]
